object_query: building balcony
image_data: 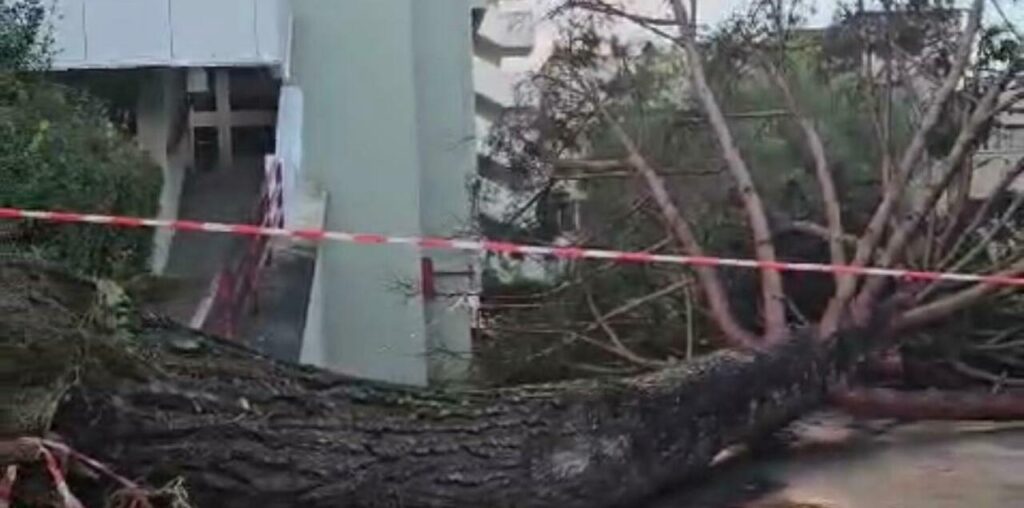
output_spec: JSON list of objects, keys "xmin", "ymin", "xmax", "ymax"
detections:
[
  {"xmin": 473, "ymin": 55, "xmax": 521, "ymax": 112},
  {"xmin": 50, "ymin": 0, "xmax": 291, "ymax": 70},
  {"xmin": 474, "ymin": 0, "xmax": 535, "ymax": 61}
]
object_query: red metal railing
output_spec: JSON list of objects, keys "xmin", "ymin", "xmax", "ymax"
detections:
[{"xmin": 202, "ymin": 156, "xmax": 285, "ymax": 338}]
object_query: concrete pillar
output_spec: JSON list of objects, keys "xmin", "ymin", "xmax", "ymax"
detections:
[
  {"xmin": 288, "ymin": 0, "xmax": 479, "ymax": 385},
  {"xmin": 411, "ymin": 0, "xmax": 478, "ymax": 384},
  {"xmin": 291, "ymin": 0, "xmax": 430, "ymax": 385},
  {"xmin": 214, "ymin": 69, "xmax": 234, "ymax": 169},
  {"xmin": 136, "ymin": 68, "xmax": 188, "ymax": 275},
  {"xmin": 290, "ymin": 0, "xmax": 479, "ymax": 386}
]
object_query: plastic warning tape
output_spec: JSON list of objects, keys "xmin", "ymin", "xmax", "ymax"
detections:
[{"xmin": 2, "ymin": 206, "xmax": 1024, "ymax": 287}]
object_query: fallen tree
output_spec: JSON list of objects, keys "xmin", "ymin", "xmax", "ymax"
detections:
[
  {"xmin": 7, "ymin": 1, "xmax": 1024, "ymax": 506},
  {"xmin": 482, "ymin": 0, "xmax": 1024, "ymax": 401},
  {"xmin": 0, "ymin": 260, "xmax": 850, "ymax": 508}
]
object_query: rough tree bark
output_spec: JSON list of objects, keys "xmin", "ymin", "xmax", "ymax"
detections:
[{"xmin": 0, "ymin": 263, "xmax": 843, "ymax": 508}]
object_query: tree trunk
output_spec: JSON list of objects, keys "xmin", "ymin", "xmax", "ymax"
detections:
[
  {"xmin": 53, "ymin": 324, "xmax": 834, "ymax": 508},
  {"xmin": 1, "ymin": 261, "xmax": 842, "ymax": 508}
]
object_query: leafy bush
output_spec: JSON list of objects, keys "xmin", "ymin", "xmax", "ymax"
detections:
[
  {"xmin": 0, "ymin": 76, "xmax": 162, "ymax": 277},
  {"xmin": 0, "ymin": 0, "xmax": 49, "ymax": 71},
  {"xmin": 0, "ymin": 0, "xmax": 161, "ymax": 277}
]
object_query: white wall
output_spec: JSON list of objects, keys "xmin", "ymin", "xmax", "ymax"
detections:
[
  {"xmin": 276, "ymin": 85, "xmax": 305, "ymax": 228},
  {"xmin": 290, "ymin": 0, "xmax": 432, "ymax": 386},
  {"xmin": 50, "ymin": 0, "xmax": 288, "ymax": 69},
  {"xmin": 971, "ymin": 101, "xmax": 1024, "ymax": 199}
]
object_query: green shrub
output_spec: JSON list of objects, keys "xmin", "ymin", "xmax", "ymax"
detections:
[
  {"xmin": 0, "ymin": 0, "xmax": 50, "ymax": 71},
  {"xmin": 0, "ymin": 0, "xmax": 161, "ymax": 277},
  {"xmin": 0, "ymin": 76, "xmax": 161, "ymax": 277}
]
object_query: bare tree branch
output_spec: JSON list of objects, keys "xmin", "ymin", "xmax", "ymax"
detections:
[
  {"xmin": 519, "ymin": 277, "xmax": 696, "ymax": 367},
  {"xmin": 600, "ymin": 107, "xmax": 761, "ymax": 349},
  {"xmin": 953, "ymin": 190, "xmax": 1024, "ymax": 272},
  {"xmin": 668, "ymin": 0, "xmax": 788, "ymax": 340},
  {"xmin": 552, "ymin": 170, "xmax": 719, "ymax": 180},
  {"xmin": 550, "ymin": 159, "xmax": 722, "ymax": 179},
  {"xmin": 551, "ymin": 159, "xmax": 626, "ymax": 172},
  {"xmin": 566, "ymin": 362, "xmax": 644, "ymax": 375},
  {"xmin": 859, "ymin": 83, "xmax": 1024, "ymax": 310},
  {"xmin": 856, "ymin": 81, "xmax": 1007, "ymax": 306},
  {"xmin": 523, "ymin": 235, "xmax": 669, "ymax": 301},
  {"xmin": 556, "ymin": 0, "xmax": 679, "ymax": 40},
  {"xmin": 985, "ymin": 242, "xmax": 1024, "ymax": 275},
  {"xmin": 674, "ymin": 109, "xmax": 793, "ymax": 123},
  {"xmin": 765, "ymin": 60, "xmax": 849, "ymax": 334},
  {"xmin": 683, "ymin": 280, "xmax": 696, "ymax": 360},
  {"xmin": 895, "ymin": 259, "xmax": 1024, "ymax": 331},
  {"xmin": 584, "ymin": 278, "xmax": 693, "ymax": 331},
  {"xmin": 990, "ymin": 0, "xmax": 1024, "ymax": 42},
  {"xmin": 826, "ymin": 0, "xmax": 986, "ymax": 324},
  {"xmin": 778, "ymin": 220, "xmax": 859, "ymax": 246},
  {"xmin": 931, "ymin": 155, "xmax": 976, "ymax": 259},
  {"xmin": 937, "ymin": 157, "xmax": 1024, "ymax": 269},
  {"xmin": 916, "ymin": 191, "xmax": 1024, "ymax": 303},
  {"xmin": 572, "ymin": 332, "xmax": 666, "ymax": 367},
  {"xmin": 993, "ymin": 87, "xmax": 1024, "ymax": 113},
  {"xmin": 952, "ymin": 360, "xmax": 1024, "ymax": 387},
  {"xmin": 867, "ymin": 90, "xmax": 897, "ymax": 189},
  {"xmin": 585, "ymin": 289, "xmax": 667, "ymax": 367}
]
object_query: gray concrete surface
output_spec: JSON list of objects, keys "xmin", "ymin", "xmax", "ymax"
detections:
[
  {"xmin": 239, "ymin": 247, "xmax": 315, "ymax": 363},
  {"xmin": 650, "ymin": 413, "xmax": 1024, "ymax": 508},
  {"xmin": 158, "ymin": 156, "xmax": 264, "ymax": 323}
]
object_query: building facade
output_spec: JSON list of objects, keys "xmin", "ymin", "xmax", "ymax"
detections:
[{"xmin": 47, "ymin": 0, "xmax": 537, "ymax": 386}]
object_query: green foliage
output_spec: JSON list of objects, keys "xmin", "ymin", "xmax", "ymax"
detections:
[
  {"xmin": 0, "ymin": 77, "xmax": 162, "ymax": 277},
  {"xmin": 479, "ymin": 13, "xmax": 921, "ymax": 379},
  {"xmin": 584, "ymin": 42, "xmax": 907, "ymax": 250},
  {"xmin": 722, "ymin": 49, "xmax": 912, "ymax": 229},
  {"xmin": 0, "ymin": 0, "xmax": 160, "ymax": 277},
  {"xmin": 0, "ymin": 0, "xmax": 49, "ymax": 71}
]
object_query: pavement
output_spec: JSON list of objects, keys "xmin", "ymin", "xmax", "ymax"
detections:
[
  {"xmin": 238, "ymin": 247, "xmax": 315, "ymax": 363},
  {"xmin": 650, "ymin": 412, "xmax": 1024, "ymax": 508},
  {"xmin": 151, "ymin": 155, "xmax": 315, "ymax": 365}
]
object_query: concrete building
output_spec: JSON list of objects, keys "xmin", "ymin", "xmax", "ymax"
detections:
[
  {"xmin": 46, "ymin": 0, "xmax": 537, "ymax": 386},
  {"xmin": 972, "ymin": 97, "xmax": 1024, "ymax": 198}
]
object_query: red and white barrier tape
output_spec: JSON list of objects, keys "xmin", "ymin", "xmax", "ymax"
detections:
[
  {"xmin": 0, "ymin": 465, "xmax": 15, "ymax": 508},
  {"xmin": 3, "ymin": 206, "xmax": 1024, "ymax": 287},
  {"xmin": 39, "ymin": 444, "xmax": 84, "ymax": 508}
]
